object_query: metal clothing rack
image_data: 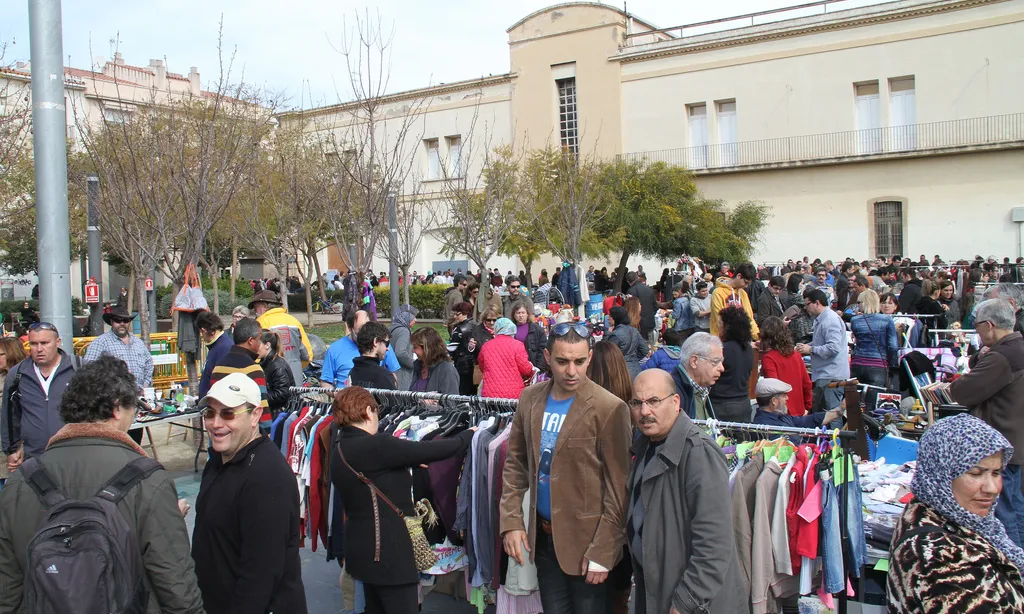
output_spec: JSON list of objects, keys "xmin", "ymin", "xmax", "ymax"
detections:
[
  {"xmin": 694, "ymin": 418, "xmax": 859, "ymax": 614},
  {"xmin": 287, "ymin": 386, "xmax": 520, "ymax": 410}
]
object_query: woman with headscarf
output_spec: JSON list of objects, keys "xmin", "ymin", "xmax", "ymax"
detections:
[
  {"xmin": 606, "ymin": 305, "xmax": 649, "ymax": 378},
  {"xmin": 476, "ymin": 317, "xmax": 535, "ymax": 399},
  {"xmin": 888, "ymin": 414, "xmax": 1024, "ymax": 612},
  {"xmin": 388, "ymin": 304, "xmax": 418, "ymax": 390}
]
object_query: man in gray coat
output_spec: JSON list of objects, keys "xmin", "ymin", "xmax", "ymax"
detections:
[
  {"xmin": 0, "ymin": 356, "xmax": 204, "ymax": 613},
  {"xmin": 388, "ymin": 304, "xmax": 418, "ymax": 390},
  {"xmin": 1, "ymin": 323, "xmax": 78, "ymax": 470},
  {"xmin": 627, "ymin": 369, "xmax": 741, "ymax": 614}
]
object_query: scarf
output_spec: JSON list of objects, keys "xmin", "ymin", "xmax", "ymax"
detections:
[
  {"xmin": 493, "ymin": 318, "xmax": 516, "ymax": 337},
  {"xmin": 912, "ymin": 413, "xmax": 1024, "ymax": 572}
]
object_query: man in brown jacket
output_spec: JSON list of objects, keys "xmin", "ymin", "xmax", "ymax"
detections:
[
  {"xmin": 500, "ymin": 325, "xmax": 632, "ymax": 613},
  {"xmin": 950, "ymin": 298, "xmax": 1024, "ymax": 546}
]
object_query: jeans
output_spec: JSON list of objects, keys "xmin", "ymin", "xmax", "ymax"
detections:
[
  {"xmin": 813, "ymin": 380, "xmax": 845, "ymax": 430},
  {"xmin": 842, "ymin": 467, "xmax": 868, "ymax": 578},
  {"xmin": 535, "ymin": 529, "xmax": 611, "ymax": 614},
  {"xmin": 850, "ymin": 365, "xmax": 887, "ymax": 413},
  {"xmin": 996, "ymin": 465, "xmax": 1024, "ymax": 548},
  {"xmin": 820, "ymin": 479, "xmax": 845, "ymax": 594}
]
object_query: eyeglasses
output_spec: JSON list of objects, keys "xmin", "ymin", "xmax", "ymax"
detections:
[
  {"xmin": 29, "ymin": 322, "xmax": 57, "ymax": 332},
  {"xmin": 551, "ymin": 322, "xmax": 591, "ymax": 338},
  {"xmin": 975, "ymin": 320, "xmax": 992, "ymax": 329},
  {"xmin": 697, "ymin": 355, "xmax": 724, "ymax": 367},
  {"xmin": 627, "ymin": 395, "xmax": 674, "ymax": 409},
  {"xmin": 200, "ymin": 406, "xmax": 254, "ymax": 421}
]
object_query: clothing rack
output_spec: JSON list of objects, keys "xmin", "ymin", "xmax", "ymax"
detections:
[
  {"xmin": 287, "ymin": 386, "xmax": 520, "ymax": 410},
  {"xmin": 694, "ymin": 418, "xmax": 858, "ymax": 614}
]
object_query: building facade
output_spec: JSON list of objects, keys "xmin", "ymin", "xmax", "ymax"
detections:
[{"xmin": 293, "ymin": 0, "xmax": 1024, "ymax": 275}]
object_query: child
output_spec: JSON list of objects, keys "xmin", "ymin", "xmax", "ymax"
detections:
[{"xmin": 642, "ymin": 328, "xmax": 683, "ymax": 373}]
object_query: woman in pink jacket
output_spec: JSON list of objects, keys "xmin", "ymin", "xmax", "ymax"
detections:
[{"xmin": 477, "ymin": 317, "xmax": 535, "ymax": 399}]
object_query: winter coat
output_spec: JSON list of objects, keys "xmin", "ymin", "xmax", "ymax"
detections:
[
  {"xmin": 629, "ymin": 412, "xmax": 742, "ymax": 614},
  {"xmin": 477, "ymin": 335, "xmax": 534, "ymax": 399},
  {"xmin": 257, "ymin": 307, "xmax": 313, "ymax": 386},
  {"xmin": 939, "ymin": 297, "xmax": 962, "ymax": 328},
  {"xmin": 642, "ymin": 346, "xmax": 682, "ymax": 373},
  {"xmin": 915, "ymin": 295, "xmax": 948, "ymax": 330},
  {"xmin": 606, "ymin": 324, "xmax": 650, "ymax": 379},
  {"xmin": 388, "ymin": 321, "xmax": 416, "ymax": 391},
  {"xmin": 755, "ymin": 290, "xmax": 784, "ymax": 327},
  {"xmin": 555, "ymin": 266, "xmax": 582, "ymax": 308},
  {"xmin": 0, "ymin": 424, "xmax": 205, "ymax": 614},
  {"xmin": 520, "ymin": 322, "xmax": 548, "ymax": 372},
  {"xmin": 410, "ymin": 359, "xmax": 461, "ymax": 395},
  {"xmin": 898, "ymin": 279, "xmax": 923, "ymax": 314},
  {"xmin": 443, "ymin": 286, "xmax": 463, "ymax": 327},
  {"xmin": 260, "ymin": 353, "xmax": 297, "ymax": 414},
  {"xmin": 449, "ymin": 320, "xmax": 477, "ymax": 375},
  {"xmin": 200, "ymin": 331, "xmax": 234, "ymax": 398},
  {"xmin": 0, "ymin": 350, "xmax": 78, "ymax": 458},
  {"xmin": 627, "ymin": 281, "xmax": 658, "ymax": 336},
  {"xmin": 710, "ymin": 279, "xmax": 760, "ymax": 340}
]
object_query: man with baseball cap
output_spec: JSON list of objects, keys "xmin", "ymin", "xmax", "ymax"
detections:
[
  {"xmin": 191, "ymin": 373, "xmax": 306, "ymax": 614},
  {"xmin": 753, "ymin": 378, "xmax": 842, "ymax": 430}
]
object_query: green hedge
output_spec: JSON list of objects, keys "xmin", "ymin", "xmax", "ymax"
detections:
[{"xmin": 282, "ymin": 284, "xmax": 450, "ymax": 319}]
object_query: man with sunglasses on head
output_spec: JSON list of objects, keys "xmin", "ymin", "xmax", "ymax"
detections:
[
  {"xmin": 500, "ymin": 323, "xmax": 631, "ymax": 614},
  {"xmin": 191, "ymin": 372, "xmax": 307, "ymax": 614},
  {"xmin": 626, "ymin": 368, "xmax": 741, "ymax": 614},
  {"xmin": 1, "ymin": 321, "xmax": 79, "ymax": 471}
]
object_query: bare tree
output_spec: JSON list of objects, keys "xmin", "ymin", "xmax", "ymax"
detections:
[
  {"xmin": 0, "ymin": 41, "xmax": 36, "ymax": 226},
  {"xmin": 382, "ymin": 177, "xmax": 427, "ymax": 306},
  {"xmin": 309, "ymin": 10, "xmax": 426, "ymax": 276}
]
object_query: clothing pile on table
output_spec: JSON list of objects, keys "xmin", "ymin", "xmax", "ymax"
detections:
[
  {"xmin": 858, "ymin": 459, "xmax": 916, "ymax": 565},
  {"xmin": 724, "ymin": 437, "xmax": 867, "ymax": 614}
]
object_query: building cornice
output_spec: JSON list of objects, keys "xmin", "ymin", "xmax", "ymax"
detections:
[
  {"xmin": 613, "ymin": 0, "xmax": 1012, "ymax": 63},
  {"xmin": 506, "ymin": 2, "xmax": 658, "ymax": 33},
  {"xmin": 277, "ymin": 73, "xmax": 514, "ymax": 120}
]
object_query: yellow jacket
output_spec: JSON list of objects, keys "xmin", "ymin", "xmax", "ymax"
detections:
[
  {"xmin": 257, "ymin": 307, "xmax": 313, "ymax": 385},
  {"xmin": 710, "ymin": 278, "xmax": 760, "ymax": 340}
]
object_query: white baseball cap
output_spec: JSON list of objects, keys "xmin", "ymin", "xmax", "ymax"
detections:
[{"xmin": 199, "ymin": 372, "xmax": 262, "ymax": 409}]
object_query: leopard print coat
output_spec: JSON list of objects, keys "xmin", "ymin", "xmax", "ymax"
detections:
[{"xmin": 888, "ymin": 501, "xmax": 1024, "ymax": 613}]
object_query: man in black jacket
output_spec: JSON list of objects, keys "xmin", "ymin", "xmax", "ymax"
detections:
[
  {"xmin": 897, "ymin": 268, "xmax": 923, "ymax": 314},
  {"xmin": 192, "ymin": 373, "xmax": 307, "ymax": 614},
  {"xmin": 349, "ymin": 321, "xmax": 397, "ymax": 390},
  {"xmin": 626, "ymin": 271, "xmax": 658, "ymax": 345}
]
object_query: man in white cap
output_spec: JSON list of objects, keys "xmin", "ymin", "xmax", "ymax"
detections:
[
  {"xmin": 753, "ymin": 378, "xmax": 842, "ymax": 429},
  {"xmin": 191, "ymin": 373, "xmax": 306, "ymax": 614}
]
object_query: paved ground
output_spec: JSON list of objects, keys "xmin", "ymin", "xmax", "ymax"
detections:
[{"xmin": 161, "ymin": 433, "xmax": 483, "ymax": 613}]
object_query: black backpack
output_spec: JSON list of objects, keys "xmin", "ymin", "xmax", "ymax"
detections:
[{"xmin": 20, "ymin": 456, "xmax": 162, "ymax": 614}]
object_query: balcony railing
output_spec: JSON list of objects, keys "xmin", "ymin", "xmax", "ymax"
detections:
[{"xmin": 622, "ymin": 113, "xmax": 1024, "ymax": 171}]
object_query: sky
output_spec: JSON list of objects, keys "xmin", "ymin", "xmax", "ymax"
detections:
[{"xmin": 1, "ymin": 0, "xmax": 885, "ymax": 110}]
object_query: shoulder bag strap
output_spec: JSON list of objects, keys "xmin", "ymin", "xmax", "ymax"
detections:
[{"xmin": 336, "ymin": 441, "xmax": 404, "ymax": 563}]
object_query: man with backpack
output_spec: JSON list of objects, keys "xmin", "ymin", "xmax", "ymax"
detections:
[
  {"xmin": 0, "ymin": 355, "xmax": 205, "ymax": 613},
  {"xmin": 1, "ymin": 323, "xmax": 79, "ymax": 472}
]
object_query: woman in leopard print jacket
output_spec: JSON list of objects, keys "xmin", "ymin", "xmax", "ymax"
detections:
[{"xmin": 888, "ymin": 414, "xmax": 1024, "ymax": 613}]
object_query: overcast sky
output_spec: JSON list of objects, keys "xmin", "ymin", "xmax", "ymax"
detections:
[{"xmin": 1, "ymin": 0, "xmax": 884, "ymax": 109}]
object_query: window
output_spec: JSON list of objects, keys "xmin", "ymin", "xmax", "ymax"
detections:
[
  {"xmin": 446, "ymin": 136, "xmax": 462, "ymax": 177},
  {"xmin": 889, "ymin": 77, "xmax": 916, "ymax": 151},
  {"xmin": 874, "ymin": 201, "xmax": 904, "ymax": 259},
  {"xmin": 102, "ymin": 107, "xmax": 129, "ymax": 124},
  {"xmin": 717, "ymin": 100, "xmax": 737, "ymax": 167},
  {"xmin": 687, "ymin": 104, "xmax": 708, "ymax": 169},
  {"xmin": 556, "ymin": 78, "xmax": 578, "ymax": 154},
  {"xmin": 855, "ymin": 82, "xmax": 881, "ymax": 154},
  {"xmin": 425, "ymin": 139, "xmax": 440, "ymax": 180}
]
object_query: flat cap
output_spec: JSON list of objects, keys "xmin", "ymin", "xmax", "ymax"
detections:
[{"xmin": 755, "ymin": 378, "xmax": 792, "ymax": 398}]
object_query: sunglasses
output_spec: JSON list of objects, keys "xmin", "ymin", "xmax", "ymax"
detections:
[
  {"xmin": 29, "ymin": 322, "xmax": 58, "ymax": 332},
  {"xmin": 483, "ymin": 318, "xmax": 497, "ymax": 323},
  {"xmin": 510, "ymin": 284, "xmax": 521, "ymax": 289},
  {"xmin": 200, "ymin": 406, "xmax": 254, "ymax": 421},
  {"xmin": 551, "ymin": 322, "xmax": 591, "ymax": 338},
  {"xmin": 112, "ymin": 318, "xmax": 134, "ymax": 324}
]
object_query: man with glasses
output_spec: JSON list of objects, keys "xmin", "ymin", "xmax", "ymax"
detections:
[
  {"xmin": 1, "ymin": 322, "xmax": 79, "ymax": 470},
  {"xmin": 191, "ymin": 372, "xmax": 306, "ymax": 613},
  {"xmin": 84, "ymin": 305, "xmax": 153, "ymax": 392},
  {"xmin": 503, "ymin": 278, "xmax": 535, "ymax": 320},
  {"xmin": 796, "ymin": 289, "xmax": 849, "ymax": 419},
  {"xmin": 500, "ymin": 323, "xmax": 631, "ymax": 614},
  {"xmin": 671, "ymin": 332, "xmax": 726, "ymax": 420},
  {"xmin": 348, "ymin": 321, "xmax": 396, "ymax": 390},
  {"xmin": 626, "ymin": 368, "xmax": 741, "ymax": 614},
  {"xmin": 210, "ymin": 318, "xmax": 270, "ymax": 428},
  {"xmin": 950, "ymin": 299, "xmax": 1024, "ymax": 546}
]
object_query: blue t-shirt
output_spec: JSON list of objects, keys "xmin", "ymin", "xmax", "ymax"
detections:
[
  {"xmin": 321, "ymin": 336, "xmax": 400, "ymax": 387},
  {"xmin": 536, "ymin": 393, "xmax": 575, "ymax": 521}
]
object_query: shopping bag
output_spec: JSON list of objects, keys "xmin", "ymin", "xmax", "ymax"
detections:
[{"xmin": 172, "ymin": 263, "xmax": 209, "ymax": 313}]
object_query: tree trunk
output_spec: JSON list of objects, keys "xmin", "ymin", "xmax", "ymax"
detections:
[
  {"xmin": 135, "ymin": 272, "xmax": 150, "ymax": 346},
  {"xmin": 615, "ymin": 248, "xmax": 632, "ymax": 295},
  {"xmin": 126, "ymin": 272, "xmax": 136, "ymax": 313},
  {"xmin": 524, "ymin": 261, "xmax": 534, "ymax": 289},
  {"xmin": 170, "ymin": 280, "xmax": 182, "ymax": 332},
  {"xmin": 311, "ymin": 245, "xmax": 328, "ymax": 303},
  {"xmin": 278, "ymin": 275, "xmax": 288, "ymax": 312},
  {"xmin": 230, "ymin": 236, "xmax": 237, "ymax": 308},
  {"xmin": 303, "ymin": 254, "xmax": 315, "ymax": 328},
  {"xmin": 401, "ymin": 265, "xmax": 410, "ymax": 305}
]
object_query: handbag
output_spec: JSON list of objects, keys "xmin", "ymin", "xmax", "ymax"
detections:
[
  {"xmin": 335, "ymin": 443, "xmax": 439, "ymax": 571},
  {"xmin": 172, "ymin": 263, "xmax": 209, "ymax": 313}
]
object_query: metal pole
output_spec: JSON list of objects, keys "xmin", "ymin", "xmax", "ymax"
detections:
[
  {"xmin": 387, "ymin": 193, "xmax": 400, "ymax": 313},
  {"xmin": 86, "ymin": 173, "xmax": 103, "ymax": 334},
  {"xmin": 28, "ymin": 0, "xmax": 73, "ymax": 354}
]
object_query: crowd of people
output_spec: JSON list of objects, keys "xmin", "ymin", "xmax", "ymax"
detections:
[{"xmin": 0, "ymin": 251, "xmax": 1023, "ymax": 613}]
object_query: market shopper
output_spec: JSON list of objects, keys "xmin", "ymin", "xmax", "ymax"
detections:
[
  {"xmin": 850, "ymin": 290, "xmax": 898, "ymax": 406},
  {"xmin": 795, "ymin": 289, "xmax": 850, "ymax": 415},
  {"xmin": 710, "ymin": 262, "xmax": 760, "ymax": 340},
  {"xmin": 627, "ymin": 369, "xmax": 741, "ymax": 614},
  {"xmin": 503, "ymin": 279, "xmax": 535, "ymax": 321},
  {"xmin": 606, "ymin": 306, "xmax": 649, "ymax": 379},
  {"xmin": 388, "ymin": 304, "xmax": 418, "ymax": 390},
  {"xmin": 192, "ymin": 373, "xmax": 306, "ymax": 613},
  {"xmin": 500, "ymin": 324, "xmax": 631, "ymax": 614},
  {"xmin": 755, "ymin": 276, "xmax": 785, "ymax": 327},
  {"xmin": 938, "ymin": 280, "xmax": 962, "ymax": 327},
  {"xmin": 626, "ymin": 271, "xmax": 658, "ymax": 345},
  {"xmin": 477, "ymin": 318, "xmax": 534, "ymax": 398},
  {"xmin": 252, "ymin": 289, "xmax": 313, "ymax": 386},
  {"xmin": 258, "ymin": 329, "xmax": 298, "ymax": 415},
  {"xmin": 949, "ymin": 299, "xmax": 1024, "ymax": 547},
  {"xmin": 448, "ymin": 302, "xmax": 479, "ymax": 395},
  {"xmin": 511, "ymin": 302, "xmax": 548, "ymax": 372},
  {"xmin": 331, "ymin": 386, "xmax": 475, "ymax": 613},
  {"xmin": 83, "ymin": 305, "xmax": 154, "ymax": 390},
  {"xmin": 709, "ymin": 306, "xmax": 755, "ymax": 423},
  {"xmin": 983, "ymin": 282, "xmax": 1024, "ymax": 334},
  {"xmin": 0, "ymin": 356, "xmax": 206, "ymax": 614},
  {"xmin": 409, "ymin": 327, "xmax": 460, "ymax": 394},
  {"xmin": 671, "ymin": 332, "xmax": 725, "ymax": 419},
  {"xmin": 689, "ymin": 281, "xmax": 712, "ymax": 333},
  {"xmin": 1, "ymin": 323, "xmax": 78, "ymax": 468},
  {"xmin": 443, "ymin": 274, "xmax": 467, "ymax": 329},
  {"xmin": 210, "ymin": 317, "xmax": 269, "ymax": 425},
  {"xmin": 759, "ymin": 317, "xmax": 812, "ymax": 416},
  {"xmin": 897, "ymin": 268, "xmax": 923, "ymax": 314},
  {"xmin": 346, "ymin": 321, "xmax": 397, "ymax": 390},
  {"xmin": 752, "ymin": 378, "xmax": 841, "ymax": 429},
  {"xmin": 197, "ymin": 310, "xmax": 234, "ymax": 398},
  {"xmin": 888, "ymin": 414, "xmax": 1024, "ymax": 611},
  {"xmin": 320, "ymin": 310, "xmax": 399, "ymax": 388},
  {"xmin": 670, "ymin": 282, "xmax": 695, "ymax": 339}
]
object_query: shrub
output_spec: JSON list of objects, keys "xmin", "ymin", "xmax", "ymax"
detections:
[{"xmin": 281, "ymin": 284, "xmax": 450, "ymax": 319}]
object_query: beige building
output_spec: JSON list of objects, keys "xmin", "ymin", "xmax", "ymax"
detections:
[{"xmin": 294, "ymin": 0, "xmax": 1024, "ymax": 275}]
